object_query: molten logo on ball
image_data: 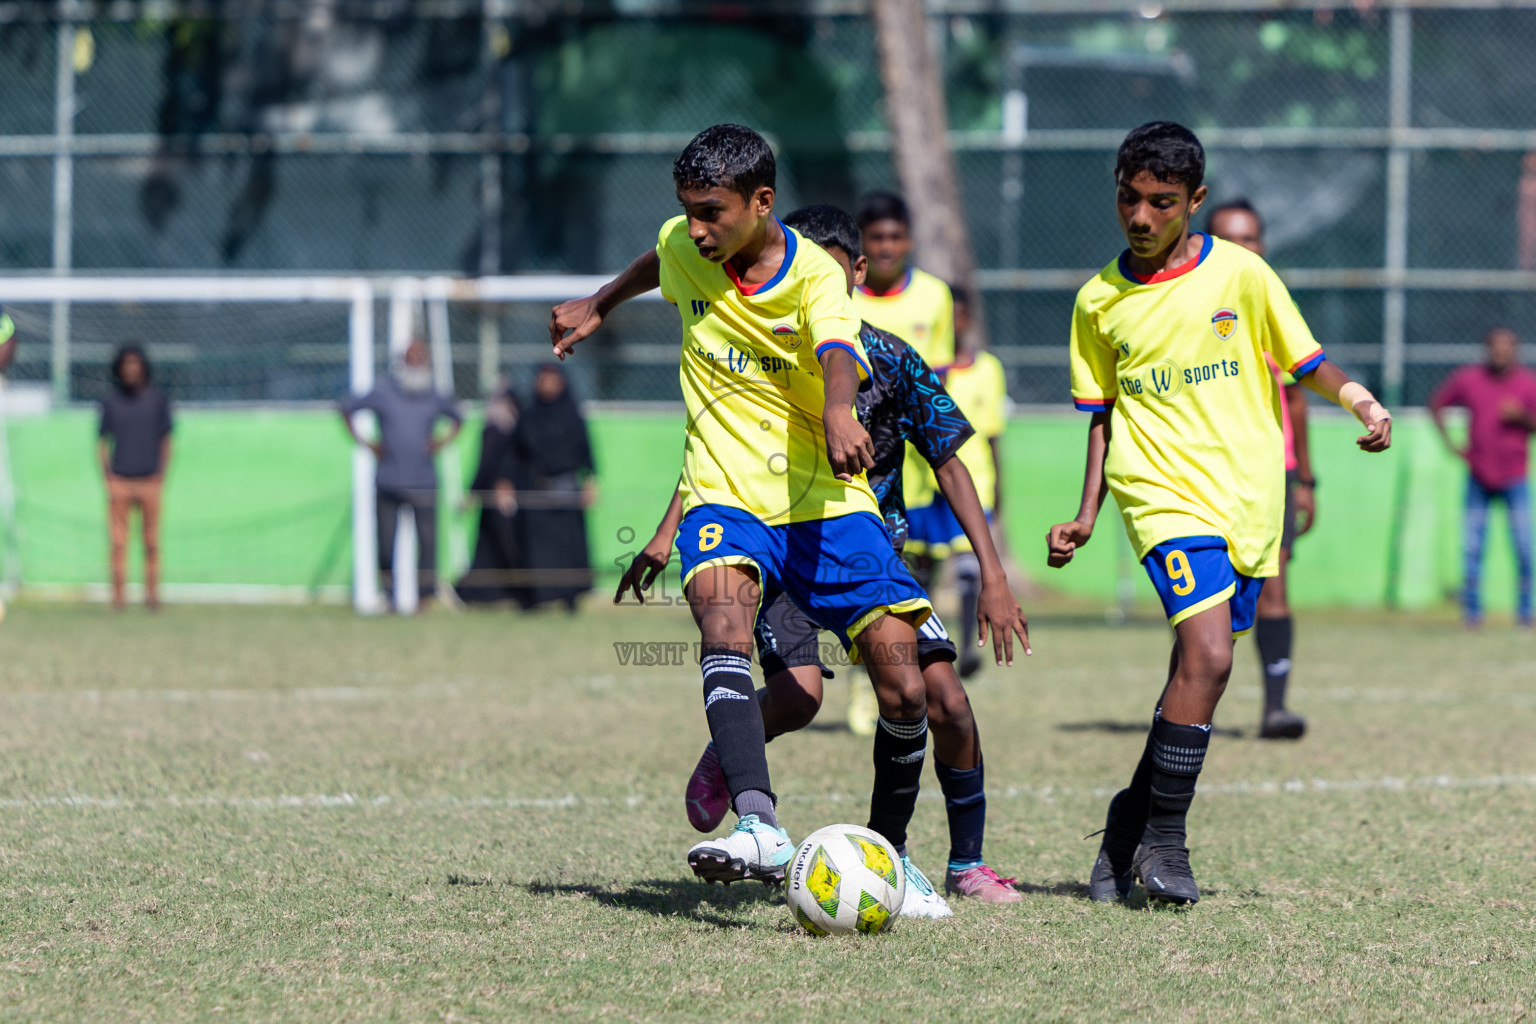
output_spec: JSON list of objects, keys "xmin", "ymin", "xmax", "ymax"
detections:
[{"xmin": 786, "ymin": 824, "xmax": 905, "ymax": 935}]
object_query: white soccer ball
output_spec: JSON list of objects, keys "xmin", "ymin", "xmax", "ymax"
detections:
[{"xmin": 786, "ymin": 824, "xmax": 905, "ymax": 936}]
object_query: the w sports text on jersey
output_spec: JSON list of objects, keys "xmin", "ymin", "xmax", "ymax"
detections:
[
  {"xmin": 853, "ymin": 321, "xmax": 974, "ymax": 551},
  {"xmin": 1069, "ymin": 233, "xmax": 1326, "ymax": 578},
  {"xmin": 657, "ymin": 215, "xmax": 880, "ymax": 526},
  {"xmin": 855, "ymin": 266, "xmax": 955, "ymax": 366}
]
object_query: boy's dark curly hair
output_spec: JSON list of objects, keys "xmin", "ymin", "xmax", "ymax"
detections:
[
  {"xmin": 1115, "ymin": 121, "xmax": 1205, "ymax": 192},
  {"xmin": 783, "ymin": 205, "xmax": 862, "ymax": 260},
  {"xmin": 673, "ymin": 124, "xmax": 775, "ymax": 199}
]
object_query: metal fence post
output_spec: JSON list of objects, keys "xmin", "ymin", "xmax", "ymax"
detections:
[
  {"xmin": 1381, "ymin": 6, "xmax": 1413, "ymax": 407},
  {"xmin": 349, "ymin": 282, "xmax": 382, "ymax": 615},
  {"xmin": 478, "ymin": 3, "xmax": 504, "ymax": 397},
  {"xmin": 50, "ymin": 9, "xmax": 76, "ymax": 406}
]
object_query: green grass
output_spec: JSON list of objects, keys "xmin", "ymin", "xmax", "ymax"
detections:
[{"xmin": 0, "ymin": 600, "xmax": 1533, "ymax": 1022}]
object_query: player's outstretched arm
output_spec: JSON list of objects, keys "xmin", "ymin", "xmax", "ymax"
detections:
[
  {"xmin": 819, "ymin": 348, "xmax": 875, "ymax": 481},
  {"xmin": 933, "ymin": 455, "xmax": 1031, "ymax": 664},
  {"xmin": 550, "ymin": 249, "xmax": 662, "ymax": 361},
  {"xmin": 1047, "ymin": 411, "xmax": 1112, "ymax": 568},
  {"xmin": 1298, "ymin": 361, "xmax": 1392, "ymax": 452},
  {"xmin": 615, "ymin": 481, "xmax": 684, "ymax": 605}
]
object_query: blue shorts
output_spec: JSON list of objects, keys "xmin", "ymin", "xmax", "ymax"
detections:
[
  {"xmin": 1142, "ymin": 536, "xmax": 1263, "ymax": 635},
  {"xmin": 905, "ymin": 495, "xmax": 991, "ymax": 558},
  {"xmin": 675, "ymin": 504, "xmax": 932, "ymax": 654}
]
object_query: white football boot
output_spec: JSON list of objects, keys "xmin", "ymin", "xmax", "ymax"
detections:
[
  {"xmin": 898, "ymin": 855, "xmax": 955, "ymax": 919},
  {"xmin": 687, "ymin": 814, "xmax": 794, "ymax": 887}
]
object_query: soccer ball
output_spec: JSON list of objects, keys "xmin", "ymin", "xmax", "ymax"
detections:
[{"xmin": 786, "ymin": 824, "xmax": 905, "ymax": 936}]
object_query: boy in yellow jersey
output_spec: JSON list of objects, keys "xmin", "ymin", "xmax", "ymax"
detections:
[
  {"xmin": 1207, "ymin": 198, "xmax": 1315, "ymax": 740},
  {"xmin": 906, "ymin": 285, "xmax": 1009, "ymax": 678},
  {"xmin": 854, "ymin": 192, "xmax": 955, "ymax": 366},
  {"xmin": 619, "ymin": 205, "xmax": 1033, "ymax": 913},
  {"xmin": 1047, "ymin": 122, "xmax": 1392, "ymax": 906},
  {"xmin": 551, "ymin": 125, "xmax": 934, "ymax": 888}
]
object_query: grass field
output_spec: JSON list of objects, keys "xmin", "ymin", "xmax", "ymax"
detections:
[{"xmin": 1, "ymin": 600, "xmax": 1533, "ymax": 1022}]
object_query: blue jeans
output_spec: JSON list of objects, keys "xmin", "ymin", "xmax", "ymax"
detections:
[{"xmin": 1463, "ymin": 477, "xmax": 1534, "ymax": 623}]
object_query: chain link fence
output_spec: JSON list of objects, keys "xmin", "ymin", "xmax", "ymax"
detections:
[{"xmin": 4, "ymin": 1, "xmax": 1536, "ymax": 406}]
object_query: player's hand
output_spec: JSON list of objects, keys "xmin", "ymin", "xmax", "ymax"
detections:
[
  {"xmin": 1294, "ymin": 482, "xmax": 1316, "ymax": 536},
  {"xmin": 1047, "ymin": 519, "xmax": 1092, "ymax": 568},
  {"xmin": 1499, "ymin": 397, "xmax": 1527, "ymax": 425},
  {"xmin": 550, "ymin": 294, "xmax": 604, "ymax": 361},
  {"xmin": 823, "ymin": 407, "xmax": 875, "ymax": 482},
  {"xmin": 494, "ymin": 480, "xmax": 517, "ymax": 516},
  {"xmin": 615, "ymin": 534, "xmax": 672, "ymax": 605},
  {"xmin": 1353, "ymin": 401, "xmax": 1392, "ymax": 452},
  {"xmin": 976, "ymin": 579, "xmax": 1032, "ymax": 666}
]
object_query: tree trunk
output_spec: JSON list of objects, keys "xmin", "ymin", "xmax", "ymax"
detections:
[{"xmin": 869, "ymin": 0, "xmax": 982, "ymax": 339}]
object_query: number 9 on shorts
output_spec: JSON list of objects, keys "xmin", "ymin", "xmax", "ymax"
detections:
[{"xmin": 1142, "ymin": 535, "xmax": 1263, "ymax": 634}]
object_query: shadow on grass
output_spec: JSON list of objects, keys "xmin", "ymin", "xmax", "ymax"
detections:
[
  {"xmin": 1013, "ymin": 879, "xmax": 1092, "ymax": 899},
  {"xmin": 523, "ymin": 878, "xmax": 781, "ymax": 929},
  {"xmin": 1018, "ymin": 879, "xmax": 1217, "ymax": 910},
  {"xmin": 1056, "ymin": 720, "xmax": 1245, "ymax": 739}
]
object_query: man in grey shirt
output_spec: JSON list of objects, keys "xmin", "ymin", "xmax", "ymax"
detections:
[{"xmin": 340, "ymin": 338, "xmax": 462, "ymax": 607}]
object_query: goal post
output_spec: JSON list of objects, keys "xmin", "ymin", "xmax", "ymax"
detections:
[{"xmin": 0, "ymin": 274, "xmax": 653, "ymax": 612}]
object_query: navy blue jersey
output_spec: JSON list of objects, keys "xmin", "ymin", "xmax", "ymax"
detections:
[{"xmin": 854, "ymin": 321, "xmax": 975, "ymax": 551}]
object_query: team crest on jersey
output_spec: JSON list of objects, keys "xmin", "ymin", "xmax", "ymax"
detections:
[
  {"xmin": 1211, "ymin": 308, "xmax": 1238, "ymax": 340},
  {"xmin": 772, "ymin": 324, "xmax": 802, "ymax": 349}
]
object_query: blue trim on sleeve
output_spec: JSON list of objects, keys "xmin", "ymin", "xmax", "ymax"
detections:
[
  {"xmin": 1074, "ymin": 399, "xmax": 1113, "ymax": 412},
  {"xmin": 816, "ymin": 340, "xmax": 872, "ymax": 380},
  {"xmin": 1290, "ymin": 350, "xmax": 1327, "ymax": 377}
]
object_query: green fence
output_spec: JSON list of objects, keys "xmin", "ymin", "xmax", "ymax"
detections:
[{"xmin": 3, "ymin": 408, "xmax": 1519, "ymax": 614}]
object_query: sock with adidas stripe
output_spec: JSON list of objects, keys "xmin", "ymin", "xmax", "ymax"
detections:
[{"xmin": 700, "ymin": 647, "xmax": 777, "ymax": 829}]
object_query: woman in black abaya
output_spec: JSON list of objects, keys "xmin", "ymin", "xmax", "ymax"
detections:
[
  {"xmin": 457, "ymin": 386, "xmax": 526, "ymax": 604},
  {"xmin": 512, "ymin": 364, "xmax": 595, "ymax": 610}
]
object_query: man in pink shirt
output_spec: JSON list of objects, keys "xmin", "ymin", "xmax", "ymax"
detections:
[{"xmin": 1430, "ymin": 327, "xmax": 1536, "ymax": 627}]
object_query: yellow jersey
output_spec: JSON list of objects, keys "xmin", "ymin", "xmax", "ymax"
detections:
[
  {"xmin": 1069, "ymin": 234, "xmax": 1325, "ymax": 578},
  {"xmin": 854, "ymin": 266, "xmax": 955, "ymax": 366},
  {"xmin": 656, "ymin": 215, "xmax": 880, "ymax": 525},
  {"xmin": 939, "ymin": 351, "xmax": 1008, "ymax": 512},
  {"xmin": 856, "ymin": 266, "xmax": 955, "ymax": 510}
]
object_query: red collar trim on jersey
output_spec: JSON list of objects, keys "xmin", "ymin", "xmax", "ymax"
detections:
[
  {"xmin": 858, "ymin": 266, "xmax": 913, "ymax": 298},
  {"xmin": 723, "ymin": 220, "xmax": 796, "ymax": 297},
  {"xmin": 1119, "ymin": 232, "xmax": 1213, "ymax": 285}
]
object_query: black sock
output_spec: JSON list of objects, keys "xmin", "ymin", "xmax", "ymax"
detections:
[
  {"xmin": 867, "ymin": 715, "xmax": 928, "ymax": 853},
  {"xmin": 1116, "ymin": 725, "xmax": 1157, "ymax": 836},
  {"xmin": 953, "ymin": 553, "xmax": 981, "ymax": 654},
  {"xmin": 700, "ymin": 648, "xmax": 777, "ymax": 828},
  {"xmin": 1143, "ymin": 717, "xmax": 1210, "ymax": 849},
  {"xmin": 934, "ymin": 757, "xmax": 986, "ymax": 868},
  {"xmin": 1255, "ymin": 616, "xmax": 1294, "ymax": 712}
]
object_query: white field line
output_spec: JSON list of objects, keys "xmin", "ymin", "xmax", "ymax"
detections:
[
  {"xmin": 1236, "ymin": 683, "xmax": 1536, "ymax": 710},
  {"xmin": 1, "ymin": 679, "xmax": 1534, "ymax": 709},
  {"xmin": 0, "ymin": 682, "xmax": 463, "ymax": 704},
  {"xmin": 7, "ymin": 773, "xmax": 1536, "ymax": 813}
]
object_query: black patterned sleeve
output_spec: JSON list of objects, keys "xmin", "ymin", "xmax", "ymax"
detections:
[{"xmin": 902, "ymin": 345, "xmax": 974, "ymax": 469}]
